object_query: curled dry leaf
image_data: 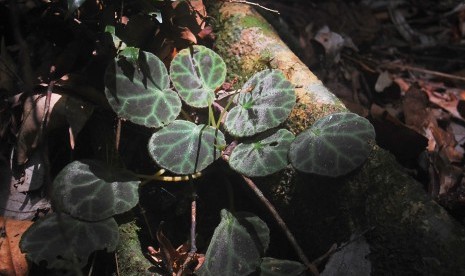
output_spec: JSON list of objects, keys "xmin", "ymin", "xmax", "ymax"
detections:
[
  {"xmin": 0, "ymin": 217, "xmax": 33, "ymax": 276},
  {"xmin": 148, "ymin": 226, "xmax": 204, "ymax": 275}
]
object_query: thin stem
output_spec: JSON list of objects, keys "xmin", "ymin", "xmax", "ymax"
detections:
[
  {"xmin": 115, "ymin": 118, "xmax": 122, "ymax": 151},
  {"xmin": 241, "ymin": 175, "xmax": 319, "ymax": 276},
  {"xmin": 208, "ymin": 104, "xmax": 217, "ymax": 128},
  {"xmin": 216, "ymin": 96, "xmax": 234, "ymax": 125},
  {"xmin": 226, "ymin": 0, "xmax": 280, "ymax": 14},
  {"xmin": 189, "ymin": 182, "xmax": 197, "ymax": 253}
]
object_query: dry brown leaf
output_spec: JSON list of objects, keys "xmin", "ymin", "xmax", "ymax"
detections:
[
  {"xmin": 0, "ymin": 217, "xmax": 33, "ymax": 276},
  {"xmin": 179, "ymin": 27, "xmax": 197, "ymax": 44}
]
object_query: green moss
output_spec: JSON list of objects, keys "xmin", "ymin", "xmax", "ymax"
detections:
[
  {"xmin": 240, "ymin": 15, "xmax": 274, "ymax": 35},
  {"xmin": 286, "ymin": 101, "xmax": 346, "ymax": 135}
]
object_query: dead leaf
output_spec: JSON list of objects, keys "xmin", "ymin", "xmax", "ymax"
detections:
[
  {"xmin": 15, "ymin": 90, "xmax": 94, "ymax": 165},
  {"xmin": 148, "ymin": 224, "xmax": 204, "ymax": 275},
  {"xmin": 179, "ymin": 27, "xmax": 197, "ymax": 44},
  {"xmin": 0, "ymin": 217, "xmax": 33, "ymax": 276}
]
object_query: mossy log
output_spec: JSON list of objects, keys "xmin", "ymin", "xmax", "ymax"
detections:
[{"xmin": 211, "ymin": 2, "xmax": 465, "ymax": 275}]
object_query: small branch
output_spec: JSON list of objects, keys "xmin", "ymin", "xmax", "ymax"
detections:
[
  {"xmin": 241, "ymin": 175, "xmax": 319, "ymax": 275},
  {"xmin": 115, "ymin": 118, "xmax": 122, "ymax": 151},
  {"xmin": 380, "ymin": 63, "xmax": 465, "ymax": 83},
  {"xmin": 177, "ymin": 181, "xmax": 198, "ymax": 276},
  {"xmin": 226, "ymin": 0, "xmax": 280, "ymax": 14}
]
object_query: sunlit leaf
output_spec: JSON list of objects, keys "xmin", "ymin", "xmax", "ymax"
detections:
[
  {"xmin": 229, "ymin": 129, "xmax": 294, "ymax": 177},
  {"xmin": 51, "ymin": 160, "xmax": 139, "ymax": 221},
  {"xmin": 170, "ymin": 45, "xmax": 226, "ymax": 108},
  {"xmin": 118, "ymin": 47, "xmax": 139, "ymax": 64},
  {"xmin": 259, "ymin": 257, "xmax": 306, "ymax": 276},
  {"xmin": 289, "ymin": 112, "xmax": 375, "ymax": 176},
  {"xmin": 148, "ymin": 120, "xmax": 225, "ymax": 175},
  {"xmin": 224, "ymin": 70, "xmax": 296, "ymax": 137},
  {"xmin": 196, "ymin": 209, "xmax": 270, "ymax": 276},
  {"xmin": 104, "ymin": 50, "xmax": 181, "ymax": 128},
  {"xmin": 20, "ymin": 213, "xmax": 119, "ymax": 269}
]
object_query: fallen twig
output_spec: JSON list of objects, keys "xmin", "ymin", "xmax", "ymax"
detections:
[
  {"xmin": 225, "ymin": 0, "xmax": 280, "ymax": 14},
  {"xmin": 241, "ymin": 175, "xmax": 319, "ymax": 276}
]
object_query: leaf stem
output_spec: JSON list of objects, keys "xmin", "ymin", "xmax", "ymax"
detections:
[
  {"xmin": 136, "ymin": 169, "xmax": 202, "ymax": 185},
  {"xmin": 208, "ymin": 104, "xmax": 217, "ymax": 128},
  {"xmin": 240, "ymin": 175, "xmax": 319, "ymax": 276}
]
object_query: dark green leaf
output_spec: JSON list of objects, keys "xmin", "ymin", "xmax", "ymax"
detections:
[
  {"xmin": 20, "ymin": 213, "xmax": 119, "ymax": 269},
  {"xmin": 148, "ymin": 120, "xmax": 225, "ymax": 175},
  {"xmin": 104, "ymin": 50, "xmax": 181, "ymax": 128},
  {"xmin": 229, "ymin": 129, "xmax": 294, "ymax": 177},
  {"xmin": 51, "ymin": 160, "xmax": 139, "ymax": 221},
  {"xmin": 197, "ymin": 210, "xmax": 270, "ymax": 276},
  {"xmin": 259, "ymin": 257, "xmax": 306, "ymax": 276},
  {"xmin": 170, "ymin": 45, "xmax": 226, "ymax": 107},
  {"xmin": 289, "ymin": 112, "xmax": 375, "ymax": 176},
  {"xmin": 224, "ymin": 70, "xmax": 296, "ymax": 137}
]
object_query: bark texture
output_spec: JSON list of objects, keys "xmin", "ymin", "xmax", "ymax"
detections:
[{"xmin": 211, "ymin": 2, "xmax": 465, "ymax": 275}]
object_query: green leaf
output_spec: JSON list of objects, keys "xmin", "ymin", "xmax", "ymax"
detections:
[
  {"xmin": 104, "ymin": 50, "xmax": 181, "ymax": 128},
  {"xmin": 197, "ymin": 209, "xmax": 270, "ymax": 276},
  {"xmin": 170, "ymin": 45, "xmax": 226, "ymax": 108},
  {"xmin": 51, "ymin": 160, "xmax": 140, "ymax": 221},
  {"xmin": 259, "ymin": 257, "xmax": 306, "ymax": 276},
  {"xmin": 289, "ymin": 112, "xmax": 375, "ymax": 176},
  {"xmin": 20, "ymin": 213, "xmax": 119, "ymax": 269},
  {"xmin": 148, "ymin": 120, "xmax": 225, "ymax": 175},
  {"xmin": 224, "ymin": 70, "xmax": 296, "ymax": 137},
  {"xmin": 105, "ymin": 25, "xmax": 127, "ymax": 51},
  {"xmin": 118, "ymin": 46, "xmax": 139, "ymax": 64},
  {"xmin": 229, "ymin": 129, "xmax": 294, "ymax": 177},
  {"xmin": 68, "ymin": 0, "xmax": 87, "ymax": 14}
]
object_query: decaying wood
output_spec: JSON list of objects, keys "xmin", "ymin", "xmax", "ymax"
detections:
[{"xmin": 212, "ymin": 2, "xmax": 465, "ymax": 275}]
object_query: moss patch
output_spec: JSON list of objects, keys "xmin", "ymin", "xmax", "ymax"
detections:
[{"xmin": 240, "ymin": 15, "xmax": 275, "ymax": 35}]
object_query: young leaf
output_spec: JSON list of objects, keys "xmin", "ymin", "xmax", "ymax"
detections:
[
  {"xmin": 51, "ymin": 160, "xmax": 140, "ymax": 222},
  {"xmin": 104, "ymin": 50, "xmax": 181, "ymax": 128},
  {"xmin": 148, "ymin": 120, "xmax": 226, "ymax": 175},
  {"xmin": 20, "ymin": 213, "xmax": 119, "ymax": 269},
  {"xmin": 229, "ymin": 129, "xmax": 294, "ymax": 177},
  {"xmin": 196, "ymin": 210, "xmax": 270, "ymax": 276},
  {"xmin": 224, "ymin": 70, "xmax": 296, "ymax": 137},
  {"xmin": 289, "ymin": 112, "xmax": 375, "ymax": 177},
  {"xmin": 259, "ymin": 257, "xmax": 306, "ymax": 276},
  {"xmin": 170, "ymin": 45, "xmax": 226, "ymax": 108}
]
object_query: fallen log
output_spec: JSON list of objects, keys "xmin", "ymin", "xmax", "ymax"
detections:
[{"xmin": 210, "ymin": 2, "xmax": 465, "ymax": 275}]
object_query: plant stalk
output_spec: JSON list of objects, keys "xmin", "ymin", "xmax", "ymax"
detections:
[{"xmin": 241, "ymin": 175, "xmax": 319, "ymax": 276}]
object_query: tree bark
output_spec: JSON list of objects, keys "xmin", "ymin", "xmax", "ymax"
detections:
[{"xmin": 211, "ymin": 2, "xmax": 465, "ymax": 275}]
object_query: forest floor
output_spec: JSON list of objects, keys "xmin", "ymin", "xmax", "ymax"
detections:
[{"xmin": 262, "ymin": 0, "xmax": 465, "ymax": 223}]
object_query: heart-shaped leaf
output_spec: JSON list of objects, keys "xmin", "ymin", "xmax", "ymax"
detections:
[
  {"xmin": 104, "ymin": 50, "xmax": 181, "ymax": 128},
  {"xmin": 289, "ymin": 112, "xmax": 375, "ymax": 176},
  {"xmin": 170, "ymin": 45, "xmax": 226, "ymax": 108},
  {"xmin": 229, "ymin": 129, "xmax": 294, "ymax": 177},
  {"xmin": 196, "ymin": 209, "xmax": 270, "ymax": 276},
  {"xmin": 51, "ymin": 160, "xmax": 140, "ymax": 221},
  {"xmin": 259, "ymin": 257, "xmax": 306, "ymax": 276},
  {"xmin": 148, "ymin": 120, "xmax": 226, "ymax": 175},
  {"xmin": 20, "ymin": 213, "xmax": 119, "ymax": 269},
  {"xmin": 224, "ymin": 70, "xmax": 296, "ymax": 137}
]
